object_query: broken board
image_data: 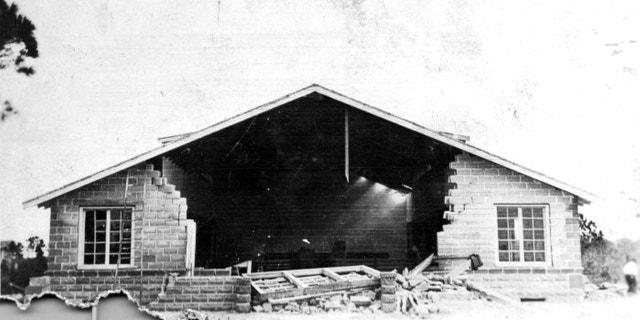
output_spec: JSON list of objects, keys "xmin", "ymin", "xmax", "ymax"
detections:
[{"xmin": 244, "ymin": 265, "xmax": 380, "ymax": 302}]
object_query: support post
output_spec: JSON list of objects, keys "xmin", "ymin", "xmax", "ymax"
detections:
[{"xmin": 345, "ymin": 108, "xmax": 349, "ymax": 183}]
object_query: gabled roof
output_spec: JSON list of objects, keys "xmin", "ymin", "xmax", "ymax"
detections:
[{"xmin": 23, "ymin": 84, "xmax": 596, "ymax": 208}]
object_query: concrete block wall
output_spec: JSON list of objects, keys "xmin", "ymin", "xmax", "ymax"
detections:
[
  {"xmin": 38, "ymin": 272, "xmax": 250, "ymax": 312},
  {"xmin": 148, "ymin": 276, "xmax": 251, "ymax": 312},
  {"xmin": 465, "ymin": 269, "xmax": 585, "ymax": 302},
  {"xmin": 45, "ymin": 162, "xmax": 195, "ymax": 272},
  {"xmin": 437, "ymin": 152, "xmax": 583, "ymax": 300},
  {"xmin": 43, "ymin": 270, "xmax": 164, "ymax": 305}
]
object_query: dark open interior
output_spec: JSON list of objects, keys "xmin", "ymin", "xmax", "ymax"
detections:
[{"xmin": 158, "ymin": 93, "xmax": 460, "ymax": 272}]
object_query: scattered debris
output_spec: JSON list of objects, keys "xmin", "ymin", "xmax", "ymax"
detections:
[
  {"xmin": 465, "ymin": 281, "xmax": 519, "ymax": 305},
  {"xmin": 408, "ymin": 254, "xmax": 435, "ymax": 277},
  {"xmin": 350, "ymin": 295, "xmax": 372, "ymax": 307},
  {"xmin": 252, "ymin": 305, "xmax": 263, "ymax": 312},
  {"xmin": 244, "ymin": 259, "xmax": 498, "ymax": 315},
  {"xmin": 176, "ymin": 309, "xmax": 209, "ymax": 320},
  {"xmin": 584, "ymin": 280, "xmax": 628, "ymax": 300}
]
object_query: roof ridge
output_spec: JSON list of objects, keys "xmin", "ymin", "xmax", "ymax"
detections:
[{"xmin": 22, "ymin": 84, "xmax": 598, "ymax": 208}]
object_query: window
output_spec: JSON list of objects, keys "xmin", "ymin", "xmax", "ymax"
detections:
[
  {"xmin": 80, "ymin": 208, "xmax": 132, "ymax": 267},
  {"xmin": 497, "ymin": 206, "xmax": 547, "ymax": 264}
]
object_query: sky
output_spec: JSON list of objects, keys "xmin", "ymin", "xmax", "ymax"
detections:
[{"xmin": 0, "ymin": 0, "xmax": 639, "ymax": 245}]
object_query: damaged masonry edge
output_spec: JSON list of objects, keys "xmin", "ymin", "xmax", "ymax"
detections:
[{"xmin": 1, "ymin": 288, "xmax": 169, "ymax": 319}]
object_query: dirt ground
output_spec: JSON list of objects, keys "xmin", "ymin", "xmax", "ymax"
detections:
[{"xmin": 158, "ymin": 294, "xmax": 640, "ymax": 320}]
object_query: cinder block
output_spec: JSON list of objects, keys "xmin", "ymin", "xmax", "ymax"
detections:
[
  {"xmin": 380, "ymin": 272, "xmax": 397, "ymax": 286},
  {"xmin": 191, "ymin": 294, "xmax": 208, "ymax": 302},
  {"xmin": 161, "ymin": 184, "xmax": 176, "ymax": 193},
  {"xmin": 75, "ymin": 292, "xmax": 92, "ymax": 300},
  {"xmin": 236, "ymin": 302, "xmax": 251, "ymax": 313},
  {"xmin": 381, "ymin": 285, "xmax": 396, "ymax": 294},
  {"xmin": 381, "ymin": 303, "xmax": 396, "ymax": 313},
  {"xmin": 200, "ymin": 287, "xmax": 218, "ymax": 294},
  {"xmin": 164, "ymin": 303, "xmax": 184, "ymax": 311},
  {"xmin": 174, "ymin": 294, "xmax": 192, "ymax": 302},
  {"xmin": 381, "ymin": 294, "xmax": 396, "ymax": 304},
  {"xmin": 236, "ymin": 294, "xmax": 251, "ymax": 303},
  {"xmin": 235, "ymin": 284, "xmax": 251, "ymax": 294}
]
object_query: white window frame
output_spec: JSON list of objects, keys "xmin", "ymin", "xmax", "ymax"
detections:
[
  {"xmin": 494, "ymin": 204, "xmax": 551, "ymax": 268},
  {"xmin": 78, "ymin": 206, "xmax": 135, "ymax": 269}
]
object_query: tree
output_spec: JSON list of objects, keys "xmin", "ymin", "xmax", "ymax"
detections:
[
  {"xmin": 2, "ymin": 240, "xmax": 24, "ymax": 259},
  {"xmin": 0, "ymin": 0, "xmax": 37, "ymax": 75},
  {"xmin": 579, "ymin": 213, "xmax": 614, "ymax": 283},
  {"xmin": 1, "ymin": 238, "xmax": 47, "ymax": 295},
  {"xmin": 579, "ymin": 213, "xmax": 604, "ymax": 245},
  {"xmin": 26, "ymin": 236, "xmax": 45, "ymax": 258},
  {"xmin": 0, "ymin": 0, "xmax": 38, "ymax": 122}
]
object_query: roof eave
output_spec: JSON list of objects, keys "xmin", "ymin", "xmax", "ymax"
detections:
[{"xmin": 22, "ymin": 84, "xmax": 597, "ymax": 209}]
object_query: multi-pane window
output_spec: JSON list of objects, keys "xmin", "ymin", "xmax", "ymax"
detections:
[
  {"xmin": 82, "ymin": 208, "xmax": 132, "ymax": 266},
  {"xmin": 497, "ymin": 206, "xmax": 546, "ymax": 263}
]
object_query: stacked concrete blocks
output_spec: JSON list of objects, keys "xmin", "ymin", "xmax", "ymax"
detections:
[
  {"xmin": 380, "ymin": 271, "xmax": 397, "ymax": 313},
  {"xmin": 148, "ymin": 276, "xmax": 251, "ymax": 312},
  {"xmin": 235, "ymin": 277, "xmax": 252, "ymax": 313}
]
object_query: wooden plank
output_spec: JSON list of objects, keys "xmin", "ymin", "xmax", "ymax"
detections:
[
  {"xmin": 255, "ymin": 288, "xmax": 305, "ymax": 302},
  {"xmin": 407, "ymin": 253, "xmax": 434, "ymax": 277},
  {"xmin": 360, "ymin": 265, "xmax": 381, "ymax": 278},
  {"xmin": 466, "ymin": 281, "xmax": 519, "ymax": 305},
  {"xmin": 283, "ymin": 271, "xmax": 309, "ymax": 289},
  {"xmin": 249, "ymin": 265, "xmax": 380, "ymax": 302},
  {"xmin": 269, "ymin": 288, "xmax": 369, "ymax": 305},
  {"xmin": 299, "ymin": 275, "xmax": 332, "ymax": 287},
  {"xmin": 245, "ymin": 271, "xmax": 285, "ymax": 279},
  {"xmin": 245, "ymin": 265, "xmax": 363, "ymax": 279},
  {"xmin": 304, "ymin": 278, "xmax": 379, "ymax": 295},
  {"xmin": 445, "ymin": 260, "xmax": 469, "ymax": 278},
  {"xmin": 250, "ymin": 282, "xmax": 266, "ymax": 295},
  {"xmin": 345, "ymin": 107, "xmax": 349, "ymax": 182},
  {"xmin": 322, "ymin": 268, "xmax": 346, "ymax": 282}
]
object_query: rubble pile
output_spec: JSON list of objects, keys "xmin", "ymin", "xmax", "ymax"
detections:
[
  {"xmin": 247, "ymin": 256, "xmax": 488, "ymax": 316},
  {"xmin": 175, "ymin": 309, "xmax": 210, "ymax": 320},
  {"xmin": 392, "ymin": 269, "xmax": 479, "ymax": 315},
  {"xmin": 252, "ymin": 289, "xmax": 382, "ymax": 314}
]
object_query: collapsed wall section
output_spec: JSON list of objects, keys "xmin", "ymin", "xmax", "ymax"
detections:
[{"xmin": 437, "ymin": 152, "xmax": 583, "ymax": 301}]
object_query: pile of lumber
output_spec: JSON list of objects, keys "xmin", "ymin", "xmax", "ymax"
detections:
[
  {"xmin": 248, "ymin": 265, "xmax": 383, "ymax": 314},
  {"xmin": 246, "ymin": 256, "xmax": 520, "ymax": 315},
  {"xmin": 390, "ymin": 254, "xmax": 519, "ymax": 315},
  {"xmin": 246, "ymin": 265, "xmax": 380, "ymax": 303},
  {"xmin": 252, "ymin": 288, "xmax": 382, "ymax": 314}
]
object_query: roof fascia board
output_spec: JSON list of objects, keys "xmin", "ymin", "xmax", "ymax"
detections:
[
  {"xmin": 312, "ymin": 86, "xmax": 596, "ymax": 203},
  {"xmin": 23, "ymin": 84, "xmax": 595, "ymax": 208},
  {"xmin": 22, "ymin": 85, "xmax": 320, "ymax": 209},
  {"xmin": 158, "ymin": 132, "xmax": 193, "ymax": 144}
]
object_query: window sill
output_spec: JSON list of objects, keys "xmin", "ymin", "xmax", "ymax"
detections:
[
  {"xmin": 77, "ymin": 265, "xmax": 137, "ymax": 270},
  {"xmin": 495, "ymin": 262, "xmax": 551, "ymax": 268}
]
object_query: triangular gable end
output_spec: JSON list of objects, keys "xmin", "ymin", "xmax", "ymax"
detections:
[{"xmin": 22, "ymin": 84, "xmax": 596, "ymax": 208}]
